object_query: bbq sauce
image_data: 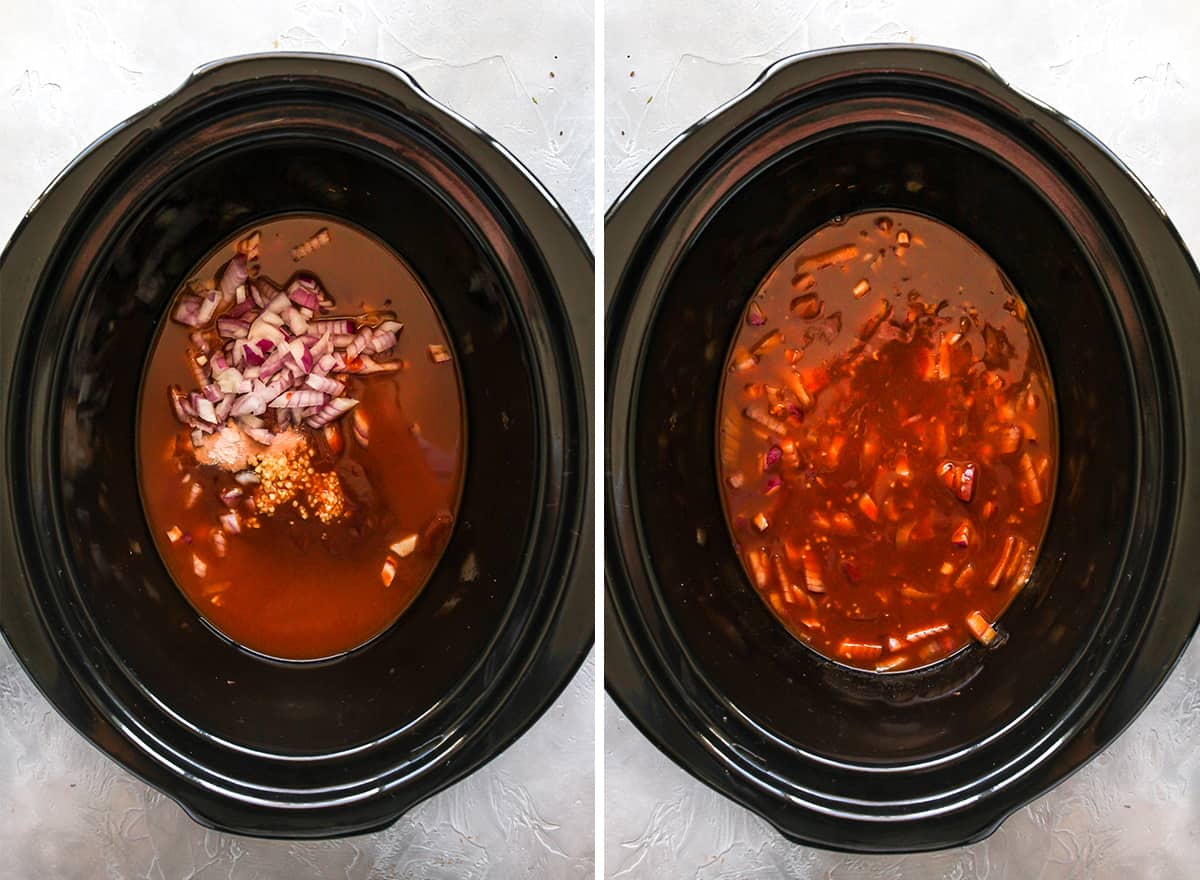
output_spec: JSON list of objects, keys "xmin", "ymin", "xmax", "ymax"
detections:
[
  {"xmin": 138, "ymin": 216, "xmax": 464, "ymax": 660},
  {"xmin": 718, "ymin": 211, "xmax": 1056, "ymax": 672}
]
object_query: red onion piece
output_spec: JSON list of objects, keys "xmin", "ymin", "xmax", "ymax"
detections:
[
  {"xmin": 172, "ymin": 295, "xmax": 204, "ymax": 326},
  {"xmin": 309, "ymin": 331, "xmax": 333, "ymax": 360},
  {"xmin": 219, "ymin": 510, "xmax": 242, "ymax": 534},
  {"xmin": 214, "ymin": 367, "xmax": 242, "ymax": 393},
  {"xmin": 765, "ymin": 445, "xmax": 782, "ymax": 469},
  {"xmin": 195, "ymin": 290, "xmax": 220, "ymax": 325},
  {"xmin": 346, "ymin": 326, "xmax": 373, "ymax": 359},
  {"xmin": 202, "ymin": 384, "xmax": 223, "ymax": 403},
  {"xmin": 351, "ymin": 354, "xmax": 401, "ymax": 374},
  {"xmin": 230, "ymin": 393, "xmax": 266, "ymax": 417},
  {"xmin": 195, "ymin": 397, "xmax": 217, "ymax": 424},
  {"xmin": 370, "ymin": 329, "xmax": 397, "ymax": 353},
  {"xmin": 216, "ymin": 317, "xmax": 250, "ymax": 339},
  {"xmin": 243, "ymin": 425, "xmax": 274, "ymax": 446},
  {"xmin": 305, "ymin": 396, "xmax": 358, "ymax": 428},
  {"xmin": 226, "ymin": 298, "xmax": 254, "ymax": 319},
  {"xmin": 304, "ymin": 374, "xmax": 344, "ymax": 395},
  {"xmin": 233, "ymin": 469, "xmax": 259, "ymax": 486},
  {"xmin": 312, "ymin": 318, "xmax": 354, "ymax": 336},
  {"xmin": 285, "ymin": 306, "xmax": 308, "ymax": 336},
  {"xmin": 289, "ymin": 287, "xmax": 320, "ymax": 311},
  {"xmin": 220, "ymin": 254, "xmax": 248, "ymax": 300},
  {"xmin": 269, "ymin": 388, "xmax": 326, "ymax": 409},
  {"xmin": 214, "ymin": 393, "xmax": 235, "ymax": 422},
  {"xmin": 241, "ymin": 341, "xmax": 265, "ymax": 367},
  {"xmin": 257, "ymin": 347, "xmax": 289, "ymax": 381}
]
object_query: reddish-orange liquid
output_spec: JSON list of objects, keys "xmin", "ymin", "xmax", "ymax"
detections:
[
  {"xmin": 138, "ymin": 216, "xmax": 464, "ymax": 660},
  {"xmin": 718, "ymin": 211, "xmax": 1056, "ymax": 672}
]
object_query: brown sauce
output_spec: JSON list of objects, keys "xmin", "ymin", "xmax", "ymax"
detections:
[
  {"xmin": 138, "ymin": 216, "xmax": 464, "ymax": 660},
  {"xmin": 717, "ymin": 211, "xmax": 1056, "ymax": 672}
]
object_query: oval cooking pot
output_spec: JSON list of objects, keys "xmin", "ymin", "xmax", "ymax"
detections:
[
  {"xmin": 1, "ymin": 52, "xmax": 593, "ymax": 839},
  {"xmin": 605, "ymin": 44, "xmax": 1200, "ymax": 853}
]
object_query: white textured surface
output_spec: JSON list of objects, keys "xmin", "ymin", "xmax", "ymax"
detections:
[
  {"xmin": 0, "ymin": 3, "xmax": 594, "ymax": 878},
  {"xmin": 605, "ymin": 1, "xmax": 1200, "ymax": 876}
]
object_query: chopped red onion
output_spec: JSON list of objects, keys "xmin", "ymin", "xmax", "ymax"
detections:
[
  {"xmin": 220, "ymin": 254, "xmax": 248, "ymax": 300},
  {"xmin": 219, "ymin": 486, "xmax": 243, "ymax": 508},
  {"xmin": 264, "ymin": 292, "xmax": 291, "ymax": 315},
  {"xmin": 285, "ymin": 306, "xmax": 308, "ymax": 336},
  {"xmin": 233, "ymin": 469, "xmax": 260, "ymax": 486},
  {"xmin": 217, "ymin": 316, "xmax": 250, "ymax": 339},
  {"xmin": 213, "ymin": 367, "xmax": 243, "ymax": 393},
  {"xmin": 312, "ymin": 318, "xmax": 354, "ymax": 336},
  {"xmin": 257, "ymin": 347, "xmax": 289, "ymax": 381},
  {"xmin": 305, "ymin": 396, "xmax": 358, "ymax": 428},
  {"xmin": 289, "ymin": 287, "xmax": 320, "ymax": 311},
  {"xmin": 351, "ymin": 354, "xmax": 401, "ymax": 374},
  {"xmin": 304, "ymin": 374, "xmax": 344, "ymax": 395},
  {"xmin": 173, "ymin": 295, "xmax": 203, "ymax": 326},
  {"xmin": 765, "ymin": 445, "xmax": 782, "ymax": 469},
  {"xmin": 230, "ymin": 393, "xmax": 267, "ymax": 417},
  {"xmin": 269, "ymin": 388, "xmax": 326, "ymax": 409},
  {"xmin": 226, "ymin": 298, "xmax": 254, "ymax": 319},
  {"xmin": 219, "ymin": 510, "xmax": 242, "ymax": 534},
  {"xmin": 214, "ymin": 393, "xmax": 235, "ymax": 422},
  {"xmin": 370, "ymin": 329, "xmax": 397, "ymax": 353},
  {"xmin": 195, "ymin": 397, "xmax": 217, "ymax": 424},
  {"xmin": 346, "ymin": 326, "xmax": 373, "ymax": 359},
  {"xmin": 195, "ymin": 290, "xmax": 220, "ymax": 325},
  {"xmin": 241, "ymin": 341, "xmax": 266, "ymax": 367},
  {"xmin": 167, "ymin": 251, "xmax": 417, "ymax": 440},
  {"xmin": 243, "ymin": 425, "xmax": 275, "ymax": 446}
]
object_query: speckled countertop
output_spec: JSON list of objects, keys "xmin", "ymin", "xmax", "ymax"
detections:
[
  {"xmin": 0, "ymin": 3, "xmax": 594, "ymax": 878},
  {"xmin": 604, "ymin": 1, "xmax": 1200, "ymax": 877}
]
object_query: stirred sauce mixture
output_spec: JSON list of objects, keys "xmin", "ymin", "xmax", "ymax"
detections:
[
  {"xmin": 139, "ymin": 217, "xmax": 464, "ymax": 660},
  {"xmin": 718, "ymin": 212, "xmax": 1056, "ymax": 672}
]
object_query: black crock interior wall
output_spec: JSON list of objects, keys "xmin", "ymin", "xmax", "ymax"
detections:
[
  {"xmin": 54, "ymin": 134, "xmax": 540, "ymax": 755},
  {"xmin": 632, "ymin": 127, "xmax": 1135, "ymax": 763}
]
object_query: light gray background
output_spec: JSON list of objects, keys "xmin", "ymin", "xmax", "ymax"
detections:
[
  {"xmin": 0, "ymin": 3, "xmax": 594, "ymax": 878},
  {"xmin": 605, "ymin": 1, "xmax": 1200, "ymax": 877}
]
